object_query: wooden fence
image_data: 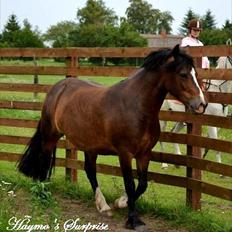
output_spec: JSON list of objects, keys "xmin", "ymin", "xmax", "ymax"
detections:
[{"xmin": 0, "ymin": 45, "xmax": 231, "ymax": 210}]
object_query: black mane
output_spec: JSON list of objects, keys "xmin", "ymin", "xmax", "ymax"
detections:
[{"xmin": 142, "ymin": 47, "xmax": 194, "ymax": 71}]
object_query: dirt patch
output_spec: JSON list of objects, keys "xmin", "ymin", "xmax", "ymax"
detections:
[{"xmin": 57, "ymin": 196, "xmax": 189, "ymax": 232}]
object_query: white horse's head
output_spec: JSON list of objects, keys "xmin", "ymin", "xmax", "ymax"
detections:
[
  {"xmin": 216, "ymin": 56, "xmax": 232, "ymax": 69},
  {"xmin": 210, "ymin": 56, "xmax": 232, "ymax": 93}
]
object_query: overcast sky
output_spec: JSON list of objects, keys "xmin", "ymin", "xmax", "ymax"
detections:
[{"xmin": 1, "ymin": 0, "xmax": 231, "ymax": 34}]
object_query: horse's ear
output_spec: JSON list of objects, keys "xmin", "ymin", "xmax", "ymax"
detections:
[
  {"xmin": 166, "ymin": 44, "xmax": 180, "ymax": 64},
  {"xmin": 166, "ymin": 44, "xmax": 180, "ymax": 63},
  {"xmin": 172, "ymin": 44, "xmax": 180, "ymax": 57}
]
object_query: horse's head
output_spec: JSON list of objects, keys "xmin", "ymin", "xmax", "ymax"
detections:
[{"xmin": 162, "ymin": 45, "xmax": 207, "ymax": 114}]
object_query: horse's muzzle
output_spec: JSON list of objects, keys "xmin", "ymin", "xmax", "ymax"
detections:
[{"xmin": 188, "ymin": 96, "xmax": 208, "ymax": 114}]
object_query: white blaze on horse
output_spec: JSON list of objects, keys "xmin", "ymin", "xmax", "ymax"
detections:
[{"xmin": 160, "ymin": 56, "xmax": 232, "ymax": 169}]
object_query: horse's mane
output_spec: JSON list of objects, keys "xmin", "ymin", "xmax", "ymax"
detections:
[{"xmin": 142, "ymin": 47, "xmax": 194, "ymax": 71}]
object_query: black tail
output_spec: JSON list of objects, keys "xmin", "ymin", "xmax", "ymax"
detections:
[{"xmin": 17, "ymin": 121, "xmax": 56, "ymax": 181}]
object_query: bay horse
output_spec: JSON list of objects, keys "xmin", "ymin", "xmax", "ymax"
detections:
[
  {"xmin": 160, "ymin": 55, "xmax": 232, "ymax": 169},
  {"xmin": 18, "ymin": 45, "xmax": 207, "ymax": 231}
]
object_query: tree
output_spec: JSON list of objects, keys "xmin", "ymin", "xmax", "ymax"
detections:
[
  {"xmin": 68, "ymin": 23, "xmax": 146, "ymax": 48},
  {"xmin": 201, "ymin": 10, "xmax": 216, "ymax": 30},
  {"xmin": 117, "ymin": 20, "xmax": 147, "ymax": 47},
  {"xmin": 126, "ymin": 0, "xmax": 173, "ymax": 34},
  {"xmin": 200, "ymin": 29, "xmax": 229, "ymax": 45},
  {"xmin": 68, "ymin": 22, "xmax": 146, "ymax": 65},
  {"xmin": 1, "ymin": 14, "xmax": 21, "ymax": 46},
  {"xmin": 1, "ymin": 15, "xmax": 44, "ymax": 48},
  {"xmin": 76, "ymin": 0, "xmax": 118, "ymax": 26},
  {"xmin": 223, "ymin": 19, "xmax": 232, "ymax": 31},
  {"xmin": 43, "ymin": 21, "xmax": 78, "ymax": 47},
  {"xmin": 157, "ymin": 11, "xmax": 173, "ymax": 34},
  {"xmin": 126, "ymin": 0, "xmax": 158, "ymax": 34},
  {"xmin": 179, "ymin": 9, "xmax": 199, "ymax": 35},
  {"xmin": 222, "ymin": 20, "xmax": 232, "ymax": 40},
  {"xmin": 15, "ymin": 19, "xmax": 44, "ymax": 48}
]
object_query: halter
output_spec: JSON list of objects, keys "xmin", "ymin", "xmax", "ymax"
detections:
[{"xmin": 204, "ymin": 79, "xmax": 228, "ymax": 92}]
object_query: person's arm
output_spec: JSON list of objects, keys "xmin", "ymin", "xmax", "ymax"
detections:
[{"xmin": 202, "ymin": 56, "xmax": 210, "ymax": 68}]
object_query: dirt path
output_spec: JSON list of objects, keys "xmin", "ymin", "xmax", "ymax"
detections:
[
  {"xmin": 57, "ymin": 197, "xmax": 188, "ymax": 232},
  {"xmin": 4, "ymin": 188, "xmax": 188, "ymax": 232}
]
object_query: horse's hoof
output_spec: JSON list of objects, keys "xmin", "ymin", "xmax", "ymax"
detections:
[
  {"xmin": 135, "ymin": 225, "xmax": 150, "ymax": 232},
  {"xmin": 102, "ymin": 209, "xmax": 113, "ymax": 217},
  {"xmin": 125, "ymin": 217, "xmax": 145, "ymax": 230},
  {"xmin": 114, "ymin": 195, "xmax": 128, "ymax": 209}
]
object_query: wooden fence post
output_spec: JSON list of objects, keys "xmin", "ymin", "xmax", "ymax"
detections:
[
  {"xmin": 65, "ymin": 56, "xmax": 78, "ymax": 182},
  {"xmin": 186, "ymin": 57, "xmax": 202, "ymax": 210},
  {"xmin": 33, "ymin": 55, "xmax": 38, "ymax": 98}
]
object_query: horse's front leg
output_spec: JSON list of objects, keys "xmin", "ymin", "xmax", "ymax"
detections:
[
  {"xmin": 119, "ymin": 153, "xmax": 146, "ymax": 230},
  {"xmin": 134, "ymin": 154, "xmax": 150, "ymax": 202}
]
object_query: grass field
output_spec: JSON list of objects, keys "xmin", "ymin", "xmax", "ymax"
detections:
[{"xmin": 0, "ymin": 59, "xmax": 232, "ymax": 232}]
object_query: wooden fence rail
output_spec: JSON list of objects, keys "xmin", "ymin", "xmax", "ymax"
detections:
[
  {"xmin": 0, "ymin": 45, "xmax": 231, "ymax": 57},
  {"xmin": 0, "ymin": 46, "xmax": 231, "ymax": 210}
]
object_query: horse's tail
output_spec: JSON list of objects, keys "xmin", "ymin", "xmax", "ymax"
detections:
[{"xmin": 17, "ymin": 120, "xmax": 57, "ymax": 181}]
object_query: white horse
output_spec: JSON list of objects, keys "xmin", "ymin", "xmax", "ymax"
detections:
[{"xmin": 160, "ymin": 56, "xmax": 232, "ymax": 168}]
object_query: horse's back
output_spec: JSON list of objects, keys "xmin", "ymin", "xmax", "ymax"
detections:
[{"xmin": 42, "ymin": 78, "xmax": 104, "ymax": 128}]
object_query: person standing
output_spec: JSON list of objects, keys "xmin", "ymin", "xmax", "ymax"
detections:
[{"xmin": 181, "ymin": 19, "xmax": 210, "ymax": 68}]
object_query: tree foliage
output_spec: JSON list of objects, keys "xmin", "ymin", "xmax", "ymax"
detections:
[
  {"xmin": 68, "ymin": 1, "xmax": 147, "ymax": 65},
  {"xmin": 16, "ymin": 20, "xmax": 44, "ymax": 47},
  {"xmin": 69, "ymin": 0, "xmax": 146, "ymax": 48},
  {"xmin": 201, "ymin": 10, "xmax": 216, "ymax": 30},
  {"xmin": 200, "ymin": 29, "xmax": 229, "ymax": 45},
  {"xmin": 1, "ymin": 14, "xmax": 21, "ymax": 47},
  {"xmin": 43, "ymin": 21, "xmax": 78, "ymax": 47},
  {"xmin": 179, "ymin": 9, "xmax": 199, "ymax": 35},
  {"xmin": 0, "ymin": 14, "xmax": 44, "ymax": 48},
  {"xmin": 222, "ymin": 20, "xmax": 232, "ymax": 40},
  {"xmin": 126, "ymin": 0, "xmax": 173, "ymax": 34},
  {"xmin": 157, "ymin": 11, "xmax": 173, "ymax": 34},
  {"xmin": 76, "ymin": 0, "xmax": 118, "ymax": 26}
]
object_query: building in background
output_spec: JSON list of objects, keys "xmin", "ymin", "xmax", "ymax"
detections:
[{"xmin": 141, "ymin": 32, "xmax": 183, "ymax": 47}]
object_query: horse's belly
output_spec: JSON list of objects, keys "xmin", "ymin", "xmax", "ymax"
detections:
[{"xmin": 65, "ymin": 131, "xmax": 117, "ymax": 154}]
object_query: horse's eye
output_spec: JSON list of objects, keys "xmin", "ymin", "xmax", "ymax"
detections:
[{"xmin": 179, "ymin": 73, "xmax": 188, "ymax": 78}]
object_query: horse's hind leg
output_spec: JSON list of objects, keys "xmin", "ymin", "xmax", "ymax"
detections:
[{"xmin": 84, "ymin": 152, "xmax": 112, "ymax": 216}]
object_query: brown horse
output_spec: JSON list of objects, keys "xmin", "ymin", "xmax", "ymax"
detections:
[{"xmin": 18, "ymin": 45, "xmax": 207, "ymax": 231}]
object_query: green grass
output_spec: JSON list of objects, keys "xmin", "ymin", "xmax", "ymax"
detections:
[{"xmin": 0, "ymin": 59, "xmax": 232, "ymax": 232}]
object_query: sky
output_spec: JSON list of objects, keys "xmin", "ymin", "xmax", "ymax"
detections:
[{"xmin": 0, "ymin": 0, "xmax": 232, "ymax": 35}]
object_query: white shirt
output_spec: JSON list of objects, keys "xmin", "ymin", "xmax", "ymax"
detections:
[{"xmin": 181, "ymin": 36, "xmax": 210, "ymax": 69}]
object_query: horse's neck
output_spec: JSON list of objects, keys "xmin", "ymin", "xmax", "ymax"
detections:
[{"xmin": 125, "ymin": 69, "xmax": 167, "ymax": 116}]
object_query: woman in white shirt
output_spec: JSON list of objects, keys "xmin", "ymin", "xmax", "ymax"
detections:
[{"xmin": 181, "ymin": 19, "xmax": 210, "ymax": 68}]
